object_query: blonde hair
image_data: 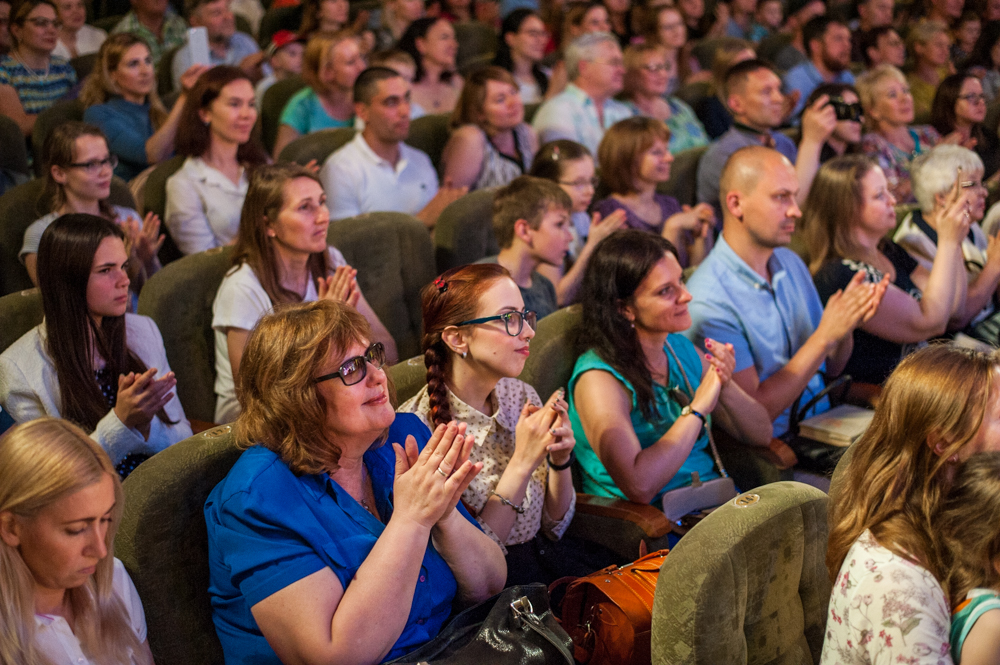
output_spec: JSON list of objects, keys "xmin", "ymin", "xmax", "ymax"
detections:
[
  {"xmin": 855, "ymin": 63, "xmax": 907, "ymax": 130},
  {"xmin": 597, "ymin": 116, "xmax": 671, "ymax": 195},
  {"xmin": 622, "ymin": 42, "xmax": 667, "ymax": 99},
  {"xmin": 234, "ymin": 300, "xmax": 390, "ymax": 475},
  {"xmin": 302, "ymin": 31, "xmax": 359, "ymax": 93},
  {"xmin": 827, "ymin": 344, "xmax": 1000, "ymax": 585},
  {"xmin": 0, "ymin": 418, "xmax": 150, "ymax": 665},
  {"xmin": 79, "ymin": 33, "xmax": 168, "ymax": 129}
]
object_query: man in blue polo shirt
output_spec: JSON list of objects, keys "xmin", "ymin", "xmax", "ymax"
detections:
[
  {"xmin": 784, "ymin": 16, "xmax": 855, "ymax": 119},
  {"xmin": 685, "ymin": 146, "xmax": 886, "ymax": 437}
]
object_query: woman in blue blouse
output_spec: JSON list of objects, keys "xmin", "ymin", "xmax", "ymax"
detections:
[
  {"xmin": 205, "ymin": 299, "xmax": 505, "ymax": 665},
  {"xmin": 567, "ymin": 230, "xmax": 771, "ymax": 506}
]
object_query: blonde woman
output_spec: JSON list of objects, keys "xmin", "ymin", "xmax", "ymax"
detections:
[{"xmin": 0, "ymin": 417, "xmax": 154, "ymax": 665}]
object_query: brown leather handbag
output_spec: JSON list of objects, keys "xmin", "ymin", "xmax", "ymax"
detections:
[{"xmin": 552, "ymin": 550, "xmax": 669, "ymax": 665}]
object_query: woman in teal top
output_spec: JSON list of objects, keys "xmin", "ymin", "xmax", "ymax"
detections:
[{"xmin": 568, "ymin": 230, "xmax": 772, "ymax": 505}]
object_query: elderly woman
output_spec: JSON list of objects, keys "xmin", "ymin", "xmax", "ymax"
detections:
[
  {"xmin": 440, "ymin": 66, "xmax": 539, "ymax": 190},
  {"xmin": 893, "ymin": 145, "xmax": 1000, "ymax": 345},
  {"xmin": 205, "ymin": 299, "xmax": 505, "ymax": 664},
  {"xmin": 858, "ymin": 64, "xmax": 941, "ymax": 203}
]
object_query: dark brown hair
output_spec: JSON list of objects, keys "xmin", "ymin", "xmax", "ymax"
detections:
[
  {"xmin": 419, "ymin": 264, "xmax": 510, "ymax": 428},
  {"xmin": 529, "ymin": 139, "xmax": 592, "ymax": 182},
  {"xmin": 931, "ymin": 72, "xmax": 986, "ymax": 148}
]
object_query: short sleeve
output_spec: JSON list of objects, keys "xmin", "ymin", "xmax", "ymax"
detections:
[
  {"xmin": 279, "ymin": 89, "xmax": 311, "ymax": 135},
  {"xmin": 882, "ymin": 240, "xmax": 919, "ymax": 276},
  {"xmin": 213, "ymin": 267, "xmax": 273, "ymax": 333},
  {"xmin": 112, "ymin": 558, "xmax": 148, "ymax": 642},
  {"xmin": 327, "ymin": 246, "xmax": 347, "ymax": 269},
  {"xmin": 812, "ymin": 259, "xmax": 879, "ymax": 305},
  {"xmin": 321, "ymin": 153, "xmax": 363, "ymax": 220}
]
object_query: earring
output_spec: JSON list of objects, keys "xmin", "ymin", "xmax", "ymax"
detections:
[{"xmin": 461, "ymin": 351, "xmax": 468, "ymax": 358}]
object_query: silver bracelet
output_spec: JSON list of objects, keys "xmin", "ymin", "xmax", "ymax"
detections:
[{"xmin": 490, "ymin": 489, "xmax": 526, "ymax": 514}]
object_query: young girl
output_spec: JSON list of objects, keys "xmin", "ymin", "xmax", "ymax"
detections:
[
  {"xmin": 1, "ymin": 215, "xmax": 191, "ymax": 477},
  {"xmin": 941, "ymin": 452, "xmax": 1000, "ymax": 665},
  {"xmin": 529, "ymin": 140, "xmax": 625, "ymax": 305}
]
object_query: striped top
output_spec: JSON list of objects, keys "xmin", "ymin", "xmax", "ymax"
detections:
[{"xmin": 0, "ymin": 55, "xmax": 76, "ymax": 115}]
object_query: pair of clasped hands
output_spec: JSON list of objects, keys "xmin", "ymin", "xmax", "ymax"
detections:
[{"xmin": 391, "ymin": 390, "xmax": 574, "ymax": 529}]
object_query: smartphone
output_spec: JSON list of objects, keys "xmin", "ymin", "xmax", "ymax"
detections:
[{"xmin": 187, "ymin": 27, "xmax": 210, "ymax": 67}]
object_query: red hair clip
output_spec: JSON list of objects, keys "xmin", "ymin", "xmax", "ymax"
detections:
[{"xmin": 434, "ymin": 277, "xmax": 448, "ymax": 293}]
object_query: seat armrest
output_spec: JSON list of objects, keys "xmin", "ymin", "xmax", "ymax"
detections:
[
  {"xmin": 761, "ymin": 438, "xmax": 798, "ymax": 470},
  {"xmin": 574, "ymin": 493, "xmax": 671, "ymax": 539},
  {"xmin": 844, "ymin": 382, "xmax": 882, "ymax": 409}
]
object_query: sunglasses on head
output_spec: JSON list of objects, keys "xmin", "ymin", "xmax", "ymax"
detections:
[{"xmin": 314, "ymin": 342, "xmax": 387, "ymax": 386}]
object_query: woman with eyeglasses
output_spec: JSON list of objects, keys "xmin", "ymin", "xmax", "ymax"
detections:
[
  {"xmin": 641, "ymin": 5, "xmax": 687, "ymax": 96},
  {"xmin": 0, "ymin": 0, "xmax": 77, "ymax": 136},
  {"xmin": 399, "ymin": 263, "xmax": 622, "ymax": 585},
  {"xmin": 594, "ymin": 117, "xmax": 715, "ymax": 269},
  {"xmin": 206, "ymin": 298, "xmax": 505, "ymax": 664},
  {"xmin": 20, "ymin": 121, "xmax": 162, "ymax": 292},
  {"xmin": 494, "ymin": 9, "xmax": 550, "ymax": 105},
  {"xmin": 212, "ymin": 163, "xmax": 396, "ymax": 425},
  {"xmin": 931, "ymin": 73, "xmax": 1000, "ymax": 181},
  {"xmin": 568, "ymin": 230, "xmax": 772, "ymax": 507}
]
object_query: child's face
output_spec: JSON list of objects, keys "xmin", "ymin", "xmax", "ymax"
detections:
[
  {"xmin": 529, "ymin": 206, "xmax": 574, "ymax": 266},
  {"xmin": 757, "ymin": 0, "xmax": 782, "ymax": 28},
  {"xmin": 272, "ymin": 42, "xmax": 304, "ymax": 76},
  {"xmin": 557, "ymin": 156, "xmax": 596, "ymax": 213},
  {"xmin": 387, "ymin": 59, "xmax": 416, "ymax": 84},
  {"xmin": 957, "ymin": 18, "xmax": 981, "ymax": 48}
]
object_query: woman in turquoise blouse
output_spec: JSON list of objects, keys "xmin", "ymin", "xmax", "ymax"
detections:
[{"xmin": 567, "ymin": 230, "xmax": 772, "ymax": 505}]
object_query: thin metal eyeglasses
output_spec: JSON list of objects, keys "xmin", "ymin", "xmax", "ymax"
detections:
[
  {"xmin": 453, "ymin": 309, "xmax": 537, "ymax": 336},
  {"xmin": 958, "ymin": 93, "xmax": 987, "ymax": 103},
  {"xmin": 559, "ymin": 176, "xmax": 599, "ymax": 189},
  {"xmin": 25, "ymin": 17, "xmax": 62, "ymax": 28},
  {"xmin": 313, "ymin": 342, "xmax": 387, "ymax": 386},
  {"xmin": 68, "ymin": 155, "xmax": 118, "ymax": 174}
]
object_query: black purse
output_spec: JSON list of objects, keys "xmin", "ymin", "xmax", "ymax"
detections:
[
  {"xmin": 780, "ymin": 374, "xmax": 853, "ymax": 475},
  {"xmin": 388, "ymin": 584, "xmax": 574, "ymax": 665}
]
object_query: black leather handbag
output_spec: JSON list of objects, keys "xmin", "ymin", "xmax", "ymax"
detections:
[
  {"xmin": 781, "ymin": 374, "xmax": 853, "ymax": 475},
  {"xmin": 389, "ymin": 584, "xmax": 574, "ymax": 665}
]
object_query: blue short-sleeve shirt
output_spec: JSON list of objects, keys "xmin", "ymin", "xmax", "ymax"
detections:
[
  {"xmin": 205, "ymin": 413, "xmax": 478, "ymax": 664},
  {"xmin": 279, "ymin": 87, "xmax": 354, "ymax": 135},
  {"xmin": 684, "ymin": 234, "xmax": 828, "ymax": 435}
]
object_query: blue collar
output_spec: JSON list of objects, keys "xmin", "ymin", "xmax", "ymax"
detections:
[{"xmin": 713, "ymin": 233, "xmax": 787, "ymax": 292}]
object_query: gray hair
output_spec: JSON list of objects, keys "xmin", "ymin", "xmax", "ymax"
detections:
[
  {"xmin": 565, "ymin": 32, "xmax": 620, "ymax": 81},
  {"xmin": 912, "ymin": 144, "xmax": 983, "ymax": 214}
]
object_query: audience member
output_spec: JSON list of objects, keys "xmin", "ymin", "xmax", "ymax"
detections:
[
  {"xmin": 783, "ymin": 16, "xmax": 854, "ymax": 118},
  {"xmin": 768, "ymin": 0, "xmax": 825, "ymax": 72},
  {"xmin": 212, "ymin": 163, "xmax": 396, "ymax": 424},
  {"xmin": 494, "ymin": 9, "xmax": 549, "ymax": 104},
  {"xmin": 857, "ymin": 64, "xmax": 941, "ymax": 203},
  {"xmin": 400, "ymin": 263, "xmax": 620, "ymax": 583},
  {"xmin": 171, "ymin": 0, "xmax": 263, "ymax": 91},
  {"xmin": 696, "ymin": 59, "xmax": 835, "ymax": 218},
  {"xmin": 850, "ymin": 0, "xmax": 893, "ymax": 62},
  {"xmin": 691, "ymin": 37, "xmax": 754, "ymax": 139},
  {"xmin": 686, "ymin": 147, "xmax": 883, "ymax": 437},
  {"xmin": 906, "ymin": 19, "xmax": 954, "ymax": 122},
  {"xmin": 0, "ymin": 215, "xmax": 192, "ymax": 473},
  {"xmin": 272, "ymin": 32, "xmax": 365, "ymax": 158},
  {"xmin": 799, "ymin": 83, "xmax": 862, "ymax": 163},
  {"xmin": 951, "ymin": 11, "xmax": 980, "ymax": 66},
  {"xmin": 931, "ymin": 72, "xmax": 999, "ymax": 179},
  {"xmin": 823, "ymin": 344, "xmax": 1000, "ymax": 664},
  {"xmin": 397, "ymin": 17, "xmax": 462, "ymax": 113},
  {"xmin": 371, "ymin": 0, "xmax": 425, "ymax": 51},
  {"xmin": 441, "ymin": 66, "xmax": 538, "ymax": 190},
  {"xmin": 620, "ymin": 43, "xmax": 708, "ymax": 154},
  {"xmin": 568, "ymin": 229, "xmax": 772, "ymax": 506},
  {"xmin": 0, "ymin": 0, "xmax": 11, "ymax": 56},
  {"xmin": 595, "ymin": 117, "xmax": 714, "ymax": 267},
  {"xmin": 52, "ymin": 0, "xmax": 105, "ymax": 59},
  {"xmin": 81, "ymin": 33, "xmax": 206, "ymax": 181},
  {"xmin": 299, "ymin": 0, "xmax": 350, "ymax": 36},
  {"xmin": 529, "ymin": 139, "xmax": 626, "ymax": 305},
  {"xmin": 205, "ymin": 299, "xmax": 505, "ymax": 663},
  {"xmin": 641, "ymin": 5, "xmax": 686, "ymax": 95},
  {"xmin": 747, "ymin": 0, "xmax": 782, "ymax": 42},
  {"xmin": 722, "ymin": 0, "xmax": 756, "ymax": 41},
  {"xmin": 0, "ymin": 418, "xmax": 155, "ymax": 665},
  {"xmin": 894, "ymin": 146, "xmax": 1000, "ymax": 344},
  {"xmin": 479, "ymin": 175, "xmax": 570, "ymax": 318},
  {"xmin": 603, "ymin": 0, "xmax": 634, "ymax": 46},
  {"xmin": 20, "ymin": 122, "xmax": 162, "ymax": 289},
  {"xmin": 968, "ymin": 22, "xmax": 1000, "ymax": 102},
  {"xmin": 0, "ymin": 0, "xmax": 77, "ymax": 136},
  {"xmin": 439, "ymin": 0, "xmax": 473, "ymax": 23},
  {"xmin": 368, "ymin": 47, "xmax": 426, "ymax": 116},
  {"xmin": 542, "ymin": 2, "xmax": 611, "ymax": 96},
  {"xmin": 321, "ymin": 67, "xmax": 463, "ymax": 226},
  {"xmin": 858, "ymin": 25, "xmax": 905, "ymax": 70},
  {"xmin": 254, "ymin": 30, "xmax": 304, "ymax": 108},
  {"xmin": 111, "ymin": 0, "xmax": 187, "ymax": 65},
  {"xmin": 165, "ymin": 66, "xmax": 267, "ymax": 255},
  {"xmin": 532, "ymin": 32, "xmax": 633, "ymax": 157},
  {"xmin": 676, "ymin": 0, "xmax": 727, "ymax": 40},
  {"xmin": 925, "ymin": 0, "xmax": 964, "ymax": 28},
  {"xmin": 802, "ymin": 155, "xmax": 966, "ymax": 384}
]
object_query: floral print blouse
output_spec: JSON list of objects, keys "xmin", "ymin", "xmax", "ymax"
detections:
[
  {"xmin": 860, "ymin": 126, "xmax": 940, "ymax": 204},
  {"xmin": 820, "ymin": 530, "xmax": 953, "ymax": 665}
]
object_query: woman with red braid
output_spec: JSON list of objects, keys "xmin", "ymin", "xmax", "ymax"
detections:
[{"xmin": 398, "ymin": 264, "xmax": 621, "ymax": 586}]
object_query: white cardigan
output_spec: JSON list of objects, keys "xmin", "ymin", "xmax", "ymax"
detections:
[{"xmin": 0, "ymin": 314, "xmax": 192, "ymax": 465}]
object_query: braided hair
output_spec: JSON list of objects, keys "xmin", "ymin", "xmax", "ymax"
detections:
[{"xmin": 420, "ymin": 264, "xmax": 510, "ymax": 427}]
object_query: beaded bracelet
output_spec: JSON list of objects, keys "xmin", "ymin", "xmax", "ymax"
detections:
[
  {"xmin": 490, "ymin": 489, "xmax": 526, "ymax": 514},
  {"xmin": 547, "ymin": 450, "xmax": 575, "ymax": 471}
]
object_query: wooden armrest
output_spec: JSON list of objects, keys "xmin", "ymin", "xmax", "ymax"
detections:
[
  {"xmin": 574, "ymin": 493, "xmax": 672, "ymax": 539},
  {"xmin": 190, "ymin": 419, "xmax": 219, "ymax": 434},
  {"xmin": 761, "ymin": 438, "xmax": 798, "ymax": 470},
  {"xmin": 844, "ymin": 382, "xmax": 882, "ymax": 409}
]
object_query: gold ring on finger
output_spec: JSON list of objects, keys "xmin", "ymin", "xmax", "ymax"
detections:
[{"xmin": 436, "ymin": 466, "xmax": 449, "ymax": 478}]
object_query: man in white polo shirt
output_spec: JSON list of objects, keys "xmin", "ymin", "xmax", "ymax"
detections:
[{"xmin": 321, "ymin": 66, "xmax": 466, "ymax": 228}]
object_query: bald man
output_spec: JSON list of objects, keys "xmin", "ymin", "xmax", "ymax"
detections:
[{"xmin": 684, "ymin": 147, "xmax": 885, "ymax": 437}]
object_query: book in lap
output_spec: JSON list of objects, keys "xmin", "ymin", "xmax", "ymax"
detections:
[{"xmin": 798, "ymin": 405, "xmax": 874, "ymax": 447}]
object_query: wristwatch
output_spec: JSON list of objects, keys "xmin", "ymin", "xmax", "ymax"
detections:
[{"xmin": 680, "ymin": 405, "xmax": 707, "ymax": 425}]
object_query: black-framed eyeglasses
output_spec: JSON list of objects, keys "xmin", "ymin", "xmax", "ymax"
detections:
[
  {"xmin": 313, "ymin": 342, "xmax": 387, "ymax": 386},
  {"xmin": 453, "ymin": 309, "xmax": 537, "ymax": 336},
  {"xmin": 68, "ymin": 155, "xmax": 118, "ymax": 174}
]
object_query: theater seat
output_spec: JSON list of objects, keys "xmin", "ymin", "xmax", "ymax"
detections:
[
  {"xmin": 434, "ymin": 187, "xmax": 499, "ymax": 272},
  {"xmin": 31, "ymin": 100, "xmax": 84, "ymax": 176},
  {"xmin": 116, "ymin": 425, "xmax": 239, "ymax": 665},
  {"xmin": 404, "ymin": 113, "xmax": 451, "ymax": 176},
  {"xmin": 277, "ymin": 127, "xmax": 356, "ymax": 166},
  {"xmin": 653, "ymin": 481, "xmax": 831, "ymax": 665},
  {"xmin": 137, "ymin": 246, "xmax": 233, "ymax": 423},
  {"xmin": 0, "ymin": 114, "xmax": 29, "ymax": 182},
  {"xmin": 140, "ymin": 154, "xmax": 186, "ymax": 265},
  {"xmin": 455, "ymin": 21, "xmax": 497, "ymax": 75},
  {"xmin": 657, "ymin": 145, "xmax": 708, "ymax": 207},
  {"xmin": 0, "ymin": 288, "xmax": 42, "ymax": 354},
  {"xmin": 261, "ymin": 75, "xmax": 307, "ymax": 154},
  {"xmin": 388, "ymin": 355, "xmax": 430, "ymax": 406}
]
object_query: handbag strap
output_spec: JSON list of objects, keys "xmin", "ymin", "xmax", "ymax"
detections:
[
  {"xmin": 510, "ymin": 596, "xmax": 575, "ymax": 665},
  {"xmin": 664, "ymin": 340, "xmax": 728, "ymax": 479}
]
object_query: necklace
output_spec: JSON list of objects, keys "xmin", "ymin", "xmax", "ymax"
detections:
[
  {"xmin": 10, "ymin": 48, "xmax": 50, "ymax": 82},
  {"xmin": 358, "ymin": 465, "xmax": 378, "ymax": 519}
]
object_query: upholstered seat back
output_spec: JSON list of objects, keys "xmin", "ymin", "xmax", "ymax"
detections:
[
  {"xmin": 519, "ymin": 305, "xmax": 580, "ymax": 400},
  {"xmin": 278, "ymin": 127, "xmax": 356, "ymax": 166},
  {"xmin": 434, "ymin": 188, "xmax": 499, "ymax": 272},
  {"xmin": 656, "ymin": 146, "xmax": 708, "ymax": 207},
  {"xmin": 652, "ymin": 481, "xmax": 831, "ymax": 665},
  {"xmin": 116, "ymin": 426, "xmax": 241, "ymax": 665},
  {"xmin": 0, "ymin": 288, "xmax": 42, "ymax": 354}
]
